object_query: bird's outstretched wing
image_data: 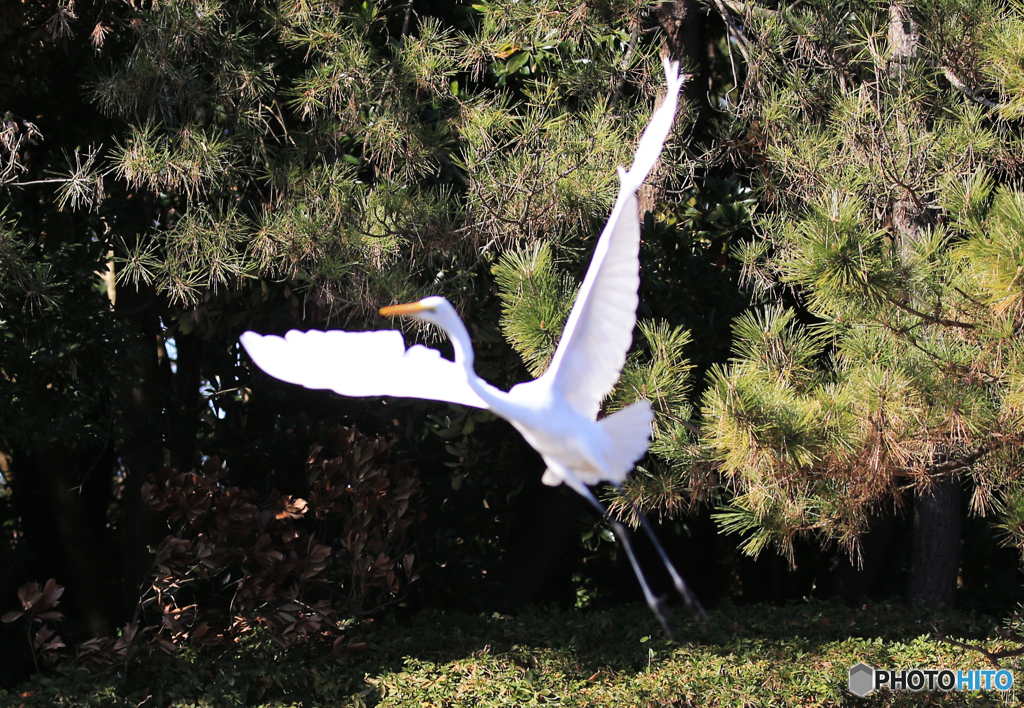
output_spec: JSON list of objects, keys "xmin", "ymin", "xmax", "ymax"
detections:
[
  {"xmin": 239, "ymin": 329, "xmax": 489, "ymax": 409},
  {"xmin": 542, "ymin": 58, "xmax": 684, "ymax": 418}
]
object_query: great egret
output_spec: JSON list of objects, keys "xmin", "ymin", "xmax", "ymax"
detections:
[{"xmin": 240, "ymin": 58, "xmax": 702, "ymax": 631}]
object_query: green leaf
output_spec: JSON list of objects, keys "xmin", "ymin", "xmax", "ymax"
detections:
[{"xmin": 504, "ymin": 52, "xmax": 530, "ymax": 75}]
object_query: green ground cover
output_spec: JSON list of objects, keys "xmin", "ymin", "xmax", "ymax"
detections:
[{"xmin": 0, "ymin": 602, "xmax": 1017, "ymax": 707}]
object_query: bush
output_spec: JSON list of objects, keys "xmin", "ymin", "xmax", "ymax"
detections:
[
  {"xmin": 2, "ymin": 426, "xmax": 424, "ymax": 673},
  {"xmin": 0, "ymin": 601, "xmax": 1016, "ymax": 707},
  {"xmin": 139, "ymin": 425, "xmax": 424, "ymax": 652}
]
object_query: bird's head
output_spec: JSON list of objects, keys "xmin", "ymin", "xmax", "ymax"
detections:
[
  {"xmin": 380, "ymin": 296, "xmax": 474, "ymax": 364},
  {"xmin": 379, "ymin": 296, "xmax": 455, "ymax": 328}
]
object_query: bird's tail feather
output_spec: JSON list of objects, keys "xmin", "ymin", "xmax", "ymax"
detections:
[{"xmin": 599, "ymin": 399, "xmax": 654, "ymax": 482}]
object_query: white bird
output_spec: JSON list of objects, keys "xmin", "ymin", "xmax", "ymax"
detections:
[{"xmin": 240, "ymin": 58, "xmax": 702, "ymax": 631}]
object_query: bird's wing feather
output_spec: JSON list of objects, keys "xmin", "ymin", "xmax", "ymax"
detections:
[
  {"xmin": 542, "ymin": 59, "xmax": 683, "ymax": 418},
  {"xmin": 543, "ymin": 190, "xmax": 641, "ymax": 419},
  {"xmin": 239, "ymin": 329, "xmax": 490, "ymax": 409}
]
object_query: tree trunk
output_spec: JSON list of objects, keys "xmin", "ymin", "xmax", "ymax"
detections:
[
  {"xmin": 33, "ymin": 445, "xmax": 114, "ymax": 635},
  {"xmin": 501, "ymin": 485, "xmax": 582, "ymax": 609},
  {"xmin": 656, "ymin": 0, "xmax": 708, "ymax": 106},
  {"xmin": 886, "ymin": 0, "xmax": 963, "ymax": 608},
  {"xmin": 116, "ymin": 282, "xmax": 168, "ymax": 618},
  {"xmin": 639, "ymin": 1, "xmax": 709, "ymax": 215},
  {"xmin": 887, "ymin": 2, "xmax": 918, "ymax": 65},
  {"xmin": 907, "ymin": 477, "xmax": 961, "ymax": 606},
  {"xmin": 7, "ymin": 443, "xmax": 116, "ymax": 636},
  {"xmin": 167, "ymin": 329, "xmax": 201, "ymax": 473},
  {"xmin": 829, "ymin": 506, "xmax": 895, "ymax": 605},
  {"xmin": 889, "ymin": 0, "xmax": 926, "ymax": 265}
]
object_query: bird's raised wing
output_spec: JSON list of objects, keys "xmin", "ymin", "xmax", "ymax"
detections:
[
  {"xmin": 239, "ymin": 329, "xmax": 489, "ymax": 409},
  {"xmin": 542, "ymin": 59, "xmax": 684, "ymax": 418}
]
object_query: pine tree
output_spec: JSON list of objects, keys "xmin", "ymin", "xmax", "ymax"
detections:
[
  {"xmin": 696, "ymin": 0, "xmax": 1024, "ymax": 604},
  {"xmin": 1, "ymin": 0, "xmax": 729, "ymax": 641}
]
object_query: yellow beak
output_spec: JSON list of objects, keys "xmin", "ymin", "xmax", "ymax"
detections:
[{"xmin": 379, "ymin": 301, "xmax": 429, "ymax": 317}]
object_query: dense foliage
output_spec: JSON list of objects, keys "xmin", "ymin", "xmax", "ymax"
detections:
[
  {"xmin": 0, "ymin": 601, "xmax": 1018, "ymax": 707},
  {"xmin": 0, "ymin": 0, "xmax": 736, "ymax": 683},
  {"xmin": 3, "ymin": 0, "xmax": 1024, "ymax": 695},
  {"xmin": 700, "ymin": 0, "xmax": 1024, "ymax": 561}
]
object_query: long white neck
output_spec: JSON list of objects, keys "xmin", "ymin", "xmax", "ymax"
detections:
[
  {"xmin": 434, "ymin": 306, "xmax": 518, "ymax": 417},
  {"xmin": 442, "ymin": 312, "xmax": 475, "ymax": 375}
]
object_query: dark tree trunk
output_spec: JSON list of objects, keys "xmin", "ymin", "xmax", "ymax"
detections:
[
  {"xmin": 639, "ymin": 1, "xmax": 710, "ymax": 215},
  {"xmin": 886, "ymin": 1, "xmax": 963, "ymax": 607},
  {"xmin": 829, "ymin": 506, "xmax": 895, "ymax": 605},
  {"xmin": 167, "ymin": 329, "xmax": 201, "ymax": 473},
  {"xmin": 907, "ymin": 477, "xmax": 962, "ymax": 606},
  {"xmin": 7, "ymin": 441, "xmax": 116, "ymax": 636},
  {"xmin": 32, "ymin": 445, "xmax": 115, "ymax": 635},
  {"xmin": 116, "ymin": 282, "xmax": 168, "ymax": 618},
  {"xmin": 656, "ymin": 0, "xmax": 708, "ymax": 107},
  {"xmin": 501, "ymin": 485, "xmax": 582, "ymax": 609}
]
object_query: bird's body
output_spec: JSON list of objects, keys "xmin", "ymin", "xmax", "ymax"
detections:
[
  {"xmin": 495, "ymin": 382, "xmax": 653, "ymax": 487},
  {"xmin": 373, "ymin": 295, "xmax": 655, "ymax": 487},
  {"xmin": 239, "ymin": 53, "xmax": 684, "ymax": 487},
  {"xmin": 240, "ymin": 59, "xmax": 704, "ymax": 629}
]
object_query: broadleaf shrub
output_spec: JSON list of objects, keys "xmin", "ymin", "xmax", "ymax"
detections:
[
  {"xmin": 133, "ymin": 425, "xmax": 423, "ymax": 653},
  {"xmin": 1, "ymin": 579, "xmax": 66, "ymax": 672}
]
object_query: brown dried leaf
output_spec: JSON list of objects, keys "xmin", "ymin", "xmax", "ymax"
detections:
[
  {"xmin": 38, "ymin": 637, "xmax": 65, "ymax": 653},
  {"xmin": 89, "ymin": 22, "xmax": 109, "ymax": 48},
  {"xmin": 18, "ymin": 581, "xmax": 42, "ymax": 610},
  {"xmin": 39, "ymin": 579, "xmax": 63, "ymax": 609},
  {"xmin": 33, "ymin": 625, "xmax": 55, "ymax": 646}
]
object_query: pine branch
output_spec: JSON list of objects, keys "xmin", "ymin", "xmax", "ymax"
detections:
[
  {"xmin": 939, "ymin": 66, "xmax": 1001, "ymax": 110},
  {"xmin": 925, "ymin": 439, "xmax": 1005, "ymax": 476},
  {"xmin": 881, "ymin": 291, "xmax": 976, "ymax": 329},
  {"xmin": 708, "ymin": 0, "xmax": 752, "ymax": 66},
  {"xmin": 719, "ymin": 0, "xmax": 773, "ymax": 17},
  {"xmin": 879, "ymin": 319, "xmax": 997, "ymax": 384},
  {"xmin": 934, "ymin": 634, "xmax": 1024, "ymax": 668}
]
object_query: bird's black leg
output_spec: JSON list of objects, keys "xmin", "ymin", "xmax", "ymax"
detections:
[
  {"xmin": 561, "ymin": 475, "xmax": 677, "ymax": 640},
  {"xmin": 609, "ymin": 517, "xmax": 677, "ymax": 641},
  {"xmin": 610, "ymin": 482, "xmax": 707, "ymax": 620}
]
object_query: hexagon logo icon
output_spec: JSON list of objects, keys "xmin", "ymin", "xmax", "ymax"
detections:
[{"xmin": 849, "ymin": 662, "xmax": 875, "ymax": 697}]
